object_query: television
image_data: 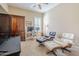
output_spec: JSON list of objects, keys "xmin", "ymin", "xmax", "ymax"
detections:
[{"xmin": 27, "ymin": 26, "xmax": 34, "ymax": 32}]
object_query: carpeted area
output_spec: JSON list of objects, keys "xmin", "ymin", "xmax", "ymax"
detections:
[{"xmin": 20, "ymin": 39, "xmax": 79, "ymax": 56}]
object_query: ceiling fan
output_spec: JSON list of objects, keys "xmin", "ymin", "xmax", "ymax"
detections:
[{"xmin": 32, "ymin": 3, "xmax": 48, "ymax": 9}]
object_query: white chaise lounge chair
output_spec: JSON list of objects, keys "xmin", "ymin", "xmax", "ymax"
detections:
[
  {"xmin": 43, "ymin": 33, "xmax": 74, "ymax": 56},
  {"xmin": 56, "ymin": 33, "xmax": 74, "ymax": 52}
]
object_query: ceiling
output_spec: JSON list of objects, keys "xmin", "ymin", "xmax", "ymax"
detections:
[{"xmin": 8, "ymin": 3, "xmax": 59, "ymax": 13}]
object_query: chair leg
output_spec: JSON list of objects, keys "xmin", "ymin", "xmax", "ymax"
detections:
[
  {"xmin": 62, "ymin": 49, "xmax": 64, "ymax": 53},
  {"xmin": 39, "ymin": 44, "xmax": 45, "ymax": 47},
  {"xmin": 52, "ymin": 51, "xmax": 57, "ymax": 56},
  {"xmin": 47, "ymin": 51, "xmax": 50, "ymax": 54},
  {"xmin": 62, "ymin": 48, "xmax": 71, "ymax": 53},
  {"xmin": 47, "ymin": 50, "xmax": 57, "ymax": 56}
]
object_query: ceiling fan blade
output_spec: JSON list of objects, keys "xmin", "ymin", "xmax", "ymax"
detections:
[
  {"xmin": 32, "ymin": 5, "xmax": 36, "ymax": 7},
  {"xmin": 44, "ymin": 3, "xmax": 48, "ymax": 5},
  {"xmin": 38, "ymin": 4, "xmax": 42, "ymax": 9}
]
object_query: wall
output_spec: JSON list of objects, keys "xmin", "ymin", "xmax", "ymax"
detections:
[
  {"xmin": 0, "ymin": 5, "xmax": 7, "ymax": 13},
  {"xmin": 43, "ymin": 3, "xmax": 79, "ymax": 45},
  {"xmin": 0, "ymin": 3, "xmax": 8, "ymax": 13},
  {"xmin": 8, "ymin": 6, "xmax": 43, "ymax": 39}
]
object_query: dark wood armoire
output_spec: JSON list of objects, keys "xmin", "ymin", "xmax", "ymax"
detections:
[{"xmin": 0, "ymin": 13, "xmax": 25, "ymax": 41}]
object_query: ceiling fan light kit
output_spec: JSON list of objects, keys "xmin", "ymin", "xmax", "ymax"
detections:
[{"xmin": 32, "ymin": 3, "xmax": 49, "ymax": 9}]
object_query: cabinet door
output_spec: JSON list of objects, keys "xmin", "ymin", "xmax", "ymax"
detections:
[
  {"xmin": 16, "ymin": 16, "xmax": 25, "ymax": 41},
  {"xmin": 11, "ymin": 16, "xmax": 17, "ymax": 34},
  {"xmin": 16, "ymin": 16, "xmax": 25, "ymax": 32},
  {"xmin": 11, "ymin": 15, "xmax": 25, "ymax": 41},
  {"xmin": 0, "ymin": 14, "xmax": 11, "ymax": 33}
]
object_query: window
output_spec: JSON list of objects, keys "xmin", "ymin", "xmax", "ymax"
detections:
[{"xmin": 34, "ymin": 16, "xmax": 41, "ymax": 32}]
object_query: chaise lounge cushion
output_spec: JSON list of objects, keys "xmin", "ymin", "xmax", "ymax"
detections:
[
  {"xmin": 54, "ymin": 38, "xmax": 73, "ymax": 48},
  {"xmin": 43, "ymin": 41, "xmax": 62, "ymax": 51}
]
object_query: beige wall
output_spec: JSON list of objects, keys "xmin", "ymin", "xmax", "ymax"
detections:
[
  {"xmin": 0, "ymin": 3, "xmax": 8, "ymax": 13},
  {"xmin": 43, "ymin": 3, "xmax": 79, "ymax": 45},
  {"xmin": 0, "ymin": 5, "xmax": 7, "ymax": 13}
]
